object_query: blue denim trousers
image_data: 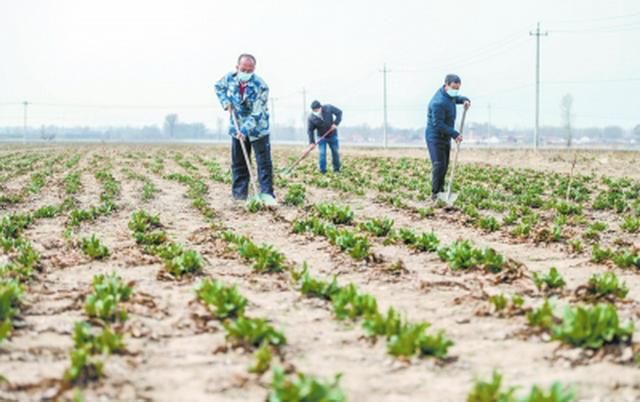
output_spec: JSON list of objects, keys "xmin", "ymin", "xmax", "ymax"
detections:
[{"xmin": 318, "ymin": 135, "xmax": 341, "ymax": 174}]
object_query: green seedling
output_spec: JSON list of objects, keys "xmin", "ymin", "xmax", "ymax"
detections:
[
  {"xmin": 283, "ymin": 184, "xmax": 306, "ymax": 206},
  {"xmin": 84, "ymin": 273, "xmax": 133, "ymax": 322},
  {"xmin": 315, "ymin": 203, "xmax": 354, "ymax": 225},
  {"xmin": 224, "ymin": 316, "xmax": 287, "ymax": 349},
  {"xmin": 195, "ymin": 279, "xmax": 247, "ymax": 319},
  {"xmin": 268, "ymin": 366, "xmax": 346, "ymax": 402},
  {"xmin": 532, "ymin": 267, "xmax": 566, "ymax": 292},
  {"xmin": 81, "ymin": 235, "xmax": 110, "ymax": 260}
]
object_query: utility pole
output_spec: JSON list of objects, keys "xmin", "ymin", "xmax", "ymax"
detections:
[
  {"xmin": 381, "ymin": 63, "xmax": 389, "ymax": 148},
  {"xmin": 530, "ymin": 22, "xmax": 548, "ymax": 151},
  {"xmin": 22, "ymin": 101, "xmax": 29, "ymax": 144}
]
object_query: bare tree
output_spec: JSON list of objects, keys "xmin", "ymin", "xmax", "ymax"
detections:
[
  {"xmin": 164, "ymin": 114, "xmax": 178, "ymax": 138},
  {"xmin": 561, "ymin": 93, "xmax": 574, "ymax": 148}
]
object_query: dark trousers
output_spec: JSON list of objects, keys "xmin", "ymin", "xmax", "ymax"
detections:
[
  {"xmin": 231, "ymin": 135, "xmax": 274, "ymax": 200},
  {"xmin": 318, "ymin": 135, "xmax": 341, "ymax": 173},
  {"xmin": 427, "ymin": 140, "xmax": 451, "ymax": 195}
]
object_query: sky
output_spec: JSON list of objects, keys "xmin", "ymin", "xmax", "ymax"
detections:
[{"xmin": 1, "ymin": 0, "xmax": 639, "ymax": 131}]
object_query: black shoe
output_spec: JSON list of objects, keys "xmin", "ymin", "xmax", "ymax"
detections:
[{"xmin": 431, "ymin": 193, "xmax": 438, "ymax": 201}]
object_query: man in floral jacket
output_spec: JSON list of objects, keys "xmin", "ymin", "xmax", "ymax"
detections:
[{"xmin": 215, "ymin": 53, "xmax": 276, "ymax": 204}]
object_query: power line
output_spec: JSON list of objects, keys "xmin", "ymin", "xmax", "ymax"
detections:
[
  {"xmin": 394, "ymin": 33, "xmax": 527, "ymax": 73},
  {"xmin": 547, "ymin": 11, "xmax": 640, "ymax": 25},
  {"xmin": 544, "ymin": 78, "xmax": 640, "ymax": 84},
  {"xmin": 472, "ymin": 83, "xmax": 534, "ymax": 100},
  {"xmin": 549, "ymin": 21, "xmax": 640, "ymax": 33}
]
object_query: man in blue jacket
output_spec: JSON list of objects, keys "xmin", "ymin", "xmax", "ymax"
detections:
[
  {"xmin": 307, "ymin": 100, "xmax": 343, "ymax": 174},
  {"xmin": 215, "ymin": 54, "xmax": 276, "ymax": 205},
  {"xmin": 425, "ymin": 74, "xmax": 471, "ymax": 201}
]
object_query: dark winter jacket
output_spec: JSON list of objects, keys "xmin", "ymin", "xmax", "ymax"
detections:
[
  {"xmin": 425, "ymin": 86, "xmax": 470, "ymax": 143},
  {"xmin": 307, "ymin": 104, "xmax": 342, "ymax": 145}
]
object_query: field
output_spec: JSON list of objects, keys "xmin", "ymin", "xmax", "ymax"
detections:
[{"xmin": 1, "ymin": 144, "xmax": 639, "ymax": 402}]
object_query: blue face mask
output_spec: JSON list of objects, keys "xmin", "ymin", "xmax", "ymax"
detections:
[
  {"xmin": 237, "ymin": 71, "xmax": 253, "ymax": 82},
  {"xmin": 446, "ymin": 88, "xmax": 459, "ymax": 97}
]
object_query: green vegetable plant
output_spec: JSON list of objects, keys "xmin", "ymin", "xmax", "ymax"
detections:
[
  {"xmin": 248, "ymin": 342, "xmax": 273, "ymax": 375},
  {"xmin": 330, "ymin": 284, "xmax": 378, "ymax": 321},
  {"xmin": 195, "ymin": 279, "xmax": 247, "ymax": 319},
  {"xmin": 488, "ymin": 293, "xmax": 525, "ymax": 318},
  {"xmin": 620, "ymin": 215, "xmax": 640, "ymax": 233},
  {"xmin": 467, "ymin": 371, "xmax": 516, "ymax": 402},
  {"xmin": 467, "ymin": 371, "xmax": 574, "ymax": 402},
  {"xmin": 532, "ymin": 267, "xmax": 566, "ymax": 293},
  {"xmin": 268, "ymin": 366, "xmax": 346, "ymax": 402},
  {"xmin": 283, "ymin": 184, "xmax": 306, "ymax": 206},
  {"xmin": 81, "ymin": 235, "xmax": 110, "ymax": 260},
  {"xmin": 478, "ymin": 216, "xmax": 501, "ymax": 232},
  {"xmin": 299, "ymin": 269, "xmax": 341, "ymax": 300},
  {"xmin": 359, "ymin": 217, "xmax": 394, "ymax": 237},
  {"xmin": 84, "ymin": 273, "xmax": 133, "ymax": 322},
  {"xmin": 551, "ymin": 303, "xmax": 633, "ymax": 349},
  {"xmin": 527, "ymin": 299, "xmax": 557, "ymax": 331},
  {"xmin": 223, "ymin": 231, "xmax": 288, "ymax": 273},
  {"xmin": 315, "ymin": 203, "xmax": 354, "ymax": 225},
  {"xmin": 0, "ymin": 279, "xmax": 23, "ymax": 342},
  {"xmin": 437, "ymin": 240, "xmax": 507, "ymax": 273},
  {"xmin": 164, "ymin": 249, "xmax": 204, "ymax": 277},
  {"xmin": 577, "ymin": 272, "xmax": 629, "ymax": 301},
  {"xmin": 224, "ymin": 316, "xmax": 287, "ymax": 349},
  {"xmin": 245, "ymin": 198, "xmax": 266, "ymax": 213}
]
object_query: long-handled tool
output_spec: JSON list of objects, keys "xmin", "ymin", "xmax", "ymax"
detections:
[
  {"xmin": 230, "ymin": 109, "xmax": 270, "ymax": 205},
  {"xmin": 437, "ymin": 107, "xmax": 468, "ymax": 206},
  {"xmin": 280, "ymin": 126, "xmax": 336, "ymax": 177}
]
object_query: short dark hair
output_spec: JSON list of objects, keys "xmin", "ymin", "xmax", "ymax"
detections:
[
  {"xmin": 237, "ymin": 53, "xmax": 256, "ymax": 65},
  {"xmin": 310, "ymin": 100, "xmax": 322, "ymax": 110},
  {"xmin": 444, "ymin": 74, "xmax": 461, "ymax": 85}
]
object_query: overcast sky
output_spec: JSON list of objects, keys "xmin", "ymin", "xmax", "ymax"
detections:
[{"xmin": 1, "ymin": 0, "xmax": 639, "ymax": 131}]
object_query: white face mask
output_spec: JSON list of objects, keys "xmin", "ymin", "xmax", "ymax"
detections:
[
  {"xmin": 237, "ymin": 71, "xmax": 253, "ymax": 82},
  {"xmin": 312, "ymin": 111, "xmax": 322, "ymax": 117}
]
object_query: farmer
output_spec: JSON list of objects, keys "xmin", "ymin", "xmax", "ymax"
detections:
[
  {"xmin": 307, "ymin": 100, "xmax": 343, "ymax": 174},
  {"xmin": 215, "ymin": 54, "xmax": 276, "ymax": 205},
  {"xmin": 425, "ymin": 74, "xmax": 471, "ymax": 201}
]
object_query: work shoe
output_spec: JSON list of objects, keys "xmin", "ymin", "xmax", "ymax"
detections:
[
  {"xmin": 232, "ymin": 196, "xmax": 247, "ymax": 206},
  {"xmin": 261, "ymin": 194, "xmax": 278, "ymax": 207}
]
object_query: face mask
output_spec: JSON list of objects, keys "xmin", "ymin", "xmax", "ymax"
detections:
[
  {"xmin": 446, "ymin": 88, "xmax": 459, "ymax": 97},
  {"xmin": 312, "ymin": 111, "xmax": 322, "ymax": 117},
  {"xmin": 237, "ymin": 71, "xmax": 253, "ymax": 82}
]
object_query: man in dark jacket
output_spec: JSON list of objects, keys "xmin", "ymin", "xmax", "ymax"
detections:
[
  {"xmin": 307, "ymin": 100, "xmax": 343, "ymax": 174},
  {"xmin": 425, "ymin": 74, "xmax": 471, "ymax": 201}
]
